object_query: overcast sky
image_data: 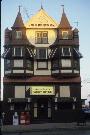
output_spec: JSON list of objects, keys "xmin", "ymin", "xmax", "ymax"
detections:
[{"xmin": 1, "ymin": 0, "xmax": 90, "ymax": 101}]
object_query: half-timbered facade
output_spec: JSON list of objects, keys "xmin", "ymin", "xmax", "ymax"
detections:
[{"xmin": 2, "ymin": 7, "xmax": 82, "ymax": 124}]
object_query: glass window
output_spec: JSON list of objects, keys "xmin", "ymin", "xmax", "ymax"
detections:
[
  {"xmin": 13, "ymin": 47, "xmax": 23, "ymax": 56},
  {"xmin": 61, "ymin": 59, "xmax": 71, "ymax": 67},
  {"xmin": 60, "ymin": 86, "xmax": 70, "ymax": 97},
  {"xmin": 37, "ymin": 61, "xmax": 48, "ymax": 69},
  {"xmin": 36, "ymin": 48, "xmax": 47, "ymax": 59},
  {"xmin": 62, "ymin": 47, "xmax": 71, "ymax": 56},
  {"xmin": 35, "ymin": 31, "xmax": 48, "ymax": 44},
  {"xmin": 62, "ymin": 31, "xmax": 68, "ymax": 39},
  {"xmin": 16, "ymin": 31, "xmax": 22, "ymax": 39}
]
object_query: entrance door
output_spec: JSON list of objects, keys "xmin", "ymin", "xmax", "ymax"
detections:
[{"xmin": 37, "ymin": 98, "xmax": 48, "ymax": 120}]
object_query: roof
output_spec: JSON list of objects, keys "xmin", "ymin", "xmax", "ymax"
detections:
[
  {"xmin": 25, "ymin": 8, "xmax": 58, "ymax": 28},
  {"xmin": 59, "ymin": 10, "xmax": 72, "ymax": 29},
  {"xmin": 3, "ymin": 76, "xmax": 81, "ymax": 83},
  {"xmin": 12, "ymin": 11, "xmax": 25, "ymax": 28}
]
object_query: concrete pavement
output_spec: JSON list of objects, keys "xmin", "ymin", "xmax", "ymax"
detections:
[{"xmin": 1, "ymin": 122, "xmax": 90, "ymax": 133}]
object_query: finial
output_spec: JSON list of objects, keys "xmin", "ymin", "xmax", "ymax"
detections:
[
  {"xmin": 61, "ymin": 5, "xmax": 64, "ymax": 13},
  {"xmin": 74, "ymin": 21, "xmax": 79, "ymax": 27},
  {"xmin": 19, "ymin": 5, "xmax": 22, "ymax": 13},
  {"xmin": 41, "ymin": 0, "xmax": 43, "ymax": 9}
]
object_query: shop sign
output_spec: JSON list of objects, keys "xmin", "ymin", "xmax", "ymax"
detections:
[{"xmin": 30, "ymin": 86, "xmax": 54, "ymax": 95}]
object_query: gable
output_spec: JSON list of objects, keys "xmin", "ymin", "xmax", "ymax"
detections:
[{"xmin": 25, "ymin": 9, "xmax": 59, "ymax": 28}]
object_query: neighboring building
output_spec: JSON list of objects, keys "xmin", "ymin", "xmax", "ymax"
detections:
[{"xmin": 2, "ymin": 7, "xmax": 82, "ymax": 124}]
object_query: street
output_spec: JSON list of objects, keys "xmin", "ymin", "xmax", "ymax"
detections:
[{"xmin": 2, "ymin": 129, "xmax": 90, "ymax": 135}]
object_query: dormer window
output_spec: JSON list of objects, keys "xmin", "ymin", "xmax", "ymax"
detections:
[
  {"xmin": 62, "ymin": 31, "xmax": 68, "ymax": 39},
  {"xmin": 16, "ymin": 31, "xmax": 22, "ymax": 39}
]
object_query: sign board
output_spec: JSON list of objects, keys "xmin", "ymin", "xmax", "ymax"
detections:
[{"xmin": 30, "ymin": 86, "xmax": 54, "ymax": 95}]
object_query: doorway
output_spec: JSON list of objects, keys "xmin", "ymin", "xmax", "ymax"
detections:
[{"xmin": 37, "ymin": 98, "xmax": 48, "ymax": 120}]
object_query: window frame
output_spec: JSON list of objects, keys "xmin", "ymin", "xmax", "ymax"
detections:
[
  {"xmin": 62, "ymin": 47, "xmax": 71, "ymax": 56},
  {"xmin": 36, "ymin": 48, "xmax": 47, "ymax": 59},
  {"xmin": 37, "ymin": 60, "xmax": 48, "ymax": 69},
  {"xmin": 62, "ymin": 31, "xmax": 69, "ymax": 39},
  {"xmin": 13, "ymin": 47, "xmax": 23, "ymax": 57},
  {"xmin": 35, "ymin": 31, "xmax": 48, "ymax": 44},
  {"xmin": 16, "ymin": 31, "xmax": 22, "ymax": 39}
]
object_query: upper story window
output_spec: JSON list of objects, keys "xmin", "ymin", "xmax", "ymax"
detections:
[
  {"xmin": 36, "ymin": 48, "xmax": 47, "ymax": 59},
  {"xmin": 62, "ymin": 47, "xmax": 71, "ymax": 56},
  {"xmin": 62, "ymin": 31, "xmax": 68, "ymax": 39},
  {"xmin": 35, "ymin": 31, "xmax": 48, "ymax": 44},
  {"xmin": 13, "ymin": 47, "xmax": 23, "ymax": 56},
  {"xmin": 16, "ymin": 31, "xmax": 22, "ymax": 39}
]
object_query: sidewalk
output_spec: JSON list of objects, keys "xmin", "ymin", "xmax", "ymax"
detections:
[{"xmin": 1, "ymin": 122, "xmax": 90, "ymax": 133}]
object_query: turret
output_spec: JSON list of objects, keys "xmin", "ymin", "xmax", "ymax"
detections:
[{"xmin": 4, "ymin": 28, "xmax": 11, "ymax": 45}]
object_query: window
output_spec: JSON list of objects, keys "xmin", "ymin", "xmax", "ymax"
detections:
[
  {"xmin": 16, "ymin": 31, "xmax": 22, "ymax": 39},
  {"xmin": 14, "ymin": 60, "xmax": 23, "ymax": 67},
  {"xmin": 60, "ymin": 86, "xmax": 70, "ymax": 97},
  {"xmin": 62, "ymin": 31, "xmax": 68, "ymax": 39},
  {"xmin": 35, "ymin": 31, "xmax": 48, "ymax": 44},
  {"xmin": 15, "ymin": 86, "xmax": 25, "ymax": 98},
  {"xmin": 37, "ymin": 61, "xmax": 48, "ymax": 69},
  {"xmin": 61, "ymin": 59, "xmax": 71, "ymax": 67},
  {"xmin": 13, "ymin": 47, "xmax": 23, "ymax": 56},
  {"xmin": 62, "ymin": 47, "xmax": 71, "ymax": 56},
  {"xmin": 36, "ymin": 48, "xmax": 47, "ymax": 59}
]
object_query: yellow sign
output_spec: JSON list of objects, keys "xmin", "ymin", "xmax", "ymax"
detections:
[{"xmin": 30, "ymin": 86, "xmax": 54, "ymax": 95}]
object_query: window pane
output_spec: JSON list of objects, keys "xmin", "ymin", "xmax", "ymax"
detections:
[
  {"xmin": 16, "ymin": 31, "xmax": 22, "ymax": 39},
  {"xmin": 35, "ymin": 31, "xmax": 48, "ymax": 44},
  {"xmin": 60, "ymin": 86, "xmax": 70, "ymax": 97},
  {"xmin": 38, "ymin": 61, "xmax": 47, "ymax": 69},
  {"xmin": 37, "ymin": 48, "xmax": 46, "ymax": 59},
  {"xmin": 62, "ymin": 31, "xmax": 68, "ymax": 39},
  {"xmin": 62, "ymin": 48, "xmax": 71, "ymax": 56},
  {"xmin": 14, "ymin": 47, "xmax": 22, "ymax": 56},
  {"xmin": 42, "ymin": 38, "xmax": 48, "ymax": 43},
  {"xmin": 37, "ymin": 38, "xmax": 42, "ymax": 43},
  {"xmin": 61, "ymin": 59, "xmax": 71, "ymax": 67}
]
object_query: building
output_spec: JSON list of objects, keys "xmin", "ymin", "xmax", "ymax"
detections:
[{"xmin": 2, "ymin": 6, "xmax": 82, "ymax": 124}]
